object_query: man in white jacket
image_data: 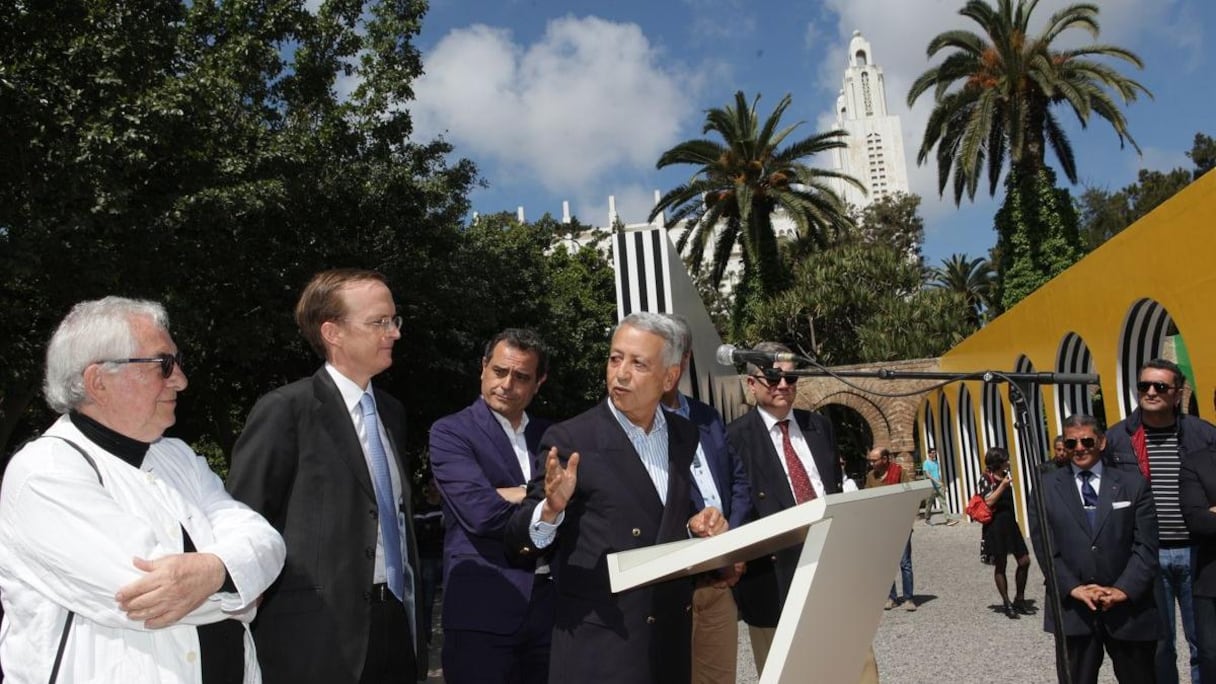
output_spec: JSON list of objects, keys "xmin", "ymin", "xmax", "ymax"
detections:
[{"xmin": 0, "ymin": 297, "xmax": 285, "ymax": 683}]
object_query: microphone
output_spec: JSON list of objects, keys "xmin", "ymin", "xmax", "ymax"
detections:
[{"xmin": 716, "ymin": 344, "xmax": 800, "ymax": 367}]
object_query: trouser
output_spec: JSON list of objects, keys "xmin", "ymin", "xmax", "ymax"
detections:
[
  {"xmin": 1154, "ymin": 545, "xmax": 1200, "ymax": 684},
  {"xmin": 888, "ymin": 537, "xmax": 914, "ymax": 602},
  {"xmin": 691, "ymin": 583, "xmax": 737, "ymax": 684},
  {"xmin": 442, "ymin": 576, "xmax": 554, "ymax": 684}
]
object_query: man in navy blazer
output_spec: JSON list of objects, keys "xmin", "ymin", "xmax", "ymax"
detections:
[
  {"xmin": 726, "ymin": 341, "xmax": 843, "ymax": 678},
  {"xmin": 1029, "ymin": 413, "xmax": 1160, "ymax": 684},
  {"xmin": 660, "ymin": 315, "xmax": 752, "ymax": 683},
  {"xmin": 429, "ymin": 329, "xmax": 554, "ymax": 684}
]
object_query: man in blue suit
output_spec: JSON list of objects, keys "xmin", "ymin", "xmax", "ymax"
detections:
[
  {"xmin": 429, "ymin": 329, "xmax": 553, "ymax": 684},
  {"xmin": 660, "ymin": 315, "xmax": 752, "ymax": 684},
  {"xmin": 1030, "ymin": 413, "xmax": 1160, "ymax": 684}
]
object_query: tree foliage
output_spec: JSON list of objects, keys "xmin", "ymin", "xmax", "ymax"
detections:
[
  {"xmin": 1189, "ymin": 132, "xmax": 1216, "ymax": 180},
  {"xmin": 0, "ymin": 0, "xmax": 483, "ymax": 457},
  {"xmin": 745, "ymin": 242, "xmax": 974, "ymax": 366},
  {"xmin": 908, "ymin": 0, "xmax": 1149, "ymax": 203},
  {"xmin": 993, "ymin": 167, "xmax": 1083, "ymax": 310},
  {"xmin": 846, "ymin": 192, "xmax": 926, "ymax": 261},
  {"xmin": 649, "ymin": 91, "xmax": 861, "ymax": 336}
]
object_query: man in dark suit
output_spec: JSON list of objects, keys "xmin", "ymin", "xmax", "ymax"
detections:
[
  {"xmin": 1029, "ymin": 413, "xmax": 1160, "ymax": 684},
  {"xmin": 660, "ymin": 315, "xmax": 752, "ymax": 684},
  {"xmin": 429, "ymin": 328, "xmax": 554, "ymax": 683},
  {"xmin": 227, "ymin": 269, "xmax": 424, "ymax": 684},
  {"xmin": 505, "ymin": 312, "xmax": 727, "ymax": 684},
  {"xmin": 1180, "ymin": 445, "xmax": 1216, "ymax": 682},
  {"xmin": 726, "ymin": 341, "xmax": 843, "ymax": 678}
]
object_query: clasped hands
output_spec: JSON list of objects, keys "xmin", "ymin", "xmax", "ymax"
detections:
[
  {"xmin": 115, "ymin": 553, "xmax": 227, "ymax": 628},
  {"xmin": 1070, "ymin": 583, "xmax": 1129, "ymax": 612}
]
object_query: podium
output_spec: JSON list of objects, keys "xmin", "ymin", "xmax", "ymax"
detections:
[{"xmin": 607, "ymin": 480, "xmax": 932, "ymax": 683}]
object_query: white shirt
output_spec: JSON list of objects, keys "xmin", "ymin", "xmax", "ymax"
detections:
[
  {"xmin": 0, "ymin": 416, "xmax": 285, "ymax": 683},
  {"xmin": 325, "ymin": 363, "xmax": 406, "ymax": 585},
  {"xmin": 663, "ymin": 393, "xmax": 723, "ymax": 512},
  {"xmin": 756, "ymin": 406, "xmax": 827, "ymax": 499},
  {"xmin": 490, "ymin": 406, "xmax": 533, "ymax": 483},
  {"xmin": 1072, "ymin": 461, "xmax": 1105, "ymax": 501}
]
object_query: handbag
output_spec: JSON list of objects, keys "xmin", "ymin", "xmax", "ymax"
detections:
[{"xmin": 965, "ymin": 493, "xmax": 992, "ymax": 524}]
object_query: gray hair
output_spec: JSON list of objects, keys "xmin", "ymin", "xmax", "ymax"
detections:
[
  {"xmin": 1062, "ymin": 413, "xmax": 1104, "ymax": 437},
  {"xmin": 617, "ymin": 312, "xmax": 685, "ymax": 367},
  {"xmin": 664, "ymin": 314, "xmax": 692, "ymax": 360},
  {"xmin": 44, "ymin": 297, "xmax": 170, "ymax": 414},
  {"xmin": 745, "ymin": 341, "xmax": 794, "ymax": 374}
]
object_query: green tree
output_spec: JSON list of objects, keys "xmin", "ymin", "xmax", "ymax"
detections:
[
  {"xmin": 649, "ymin": 91, "xmax": 861, "ymax": 336},
  {"xmin": 907, "ymin": 0, "xmax": 1149, "ymax": 311},
  {"xmin": 746, "ymin": 242, "xmax": 974, "ymax": 365},
  {"xmin": 1078, "ymin": 167, "xmax": 1193, "ymax": 251},
  {"xmin": 930, "ymin": 253, "xmax": 996, "ymax": 327},
  {"xmin": 0, "ymin": 0, "xmax": 479, "ymax": 457},
  {"xmin": 1189, "ymin": 132, "xmax": 1216, "ymax": 180},
  {"xmin": 848, "ymin": 191, "xmax": 926, "ymax": 261}
]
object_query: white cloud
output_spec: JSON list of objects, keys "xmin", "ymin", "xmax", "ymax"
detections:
[{"xmin": 411, "ymin": 16, "xmax": 703, "ymax": 196}]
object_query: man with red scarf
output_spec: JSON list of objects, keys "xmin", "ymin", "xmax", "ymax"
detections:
[
  {"xmin": 865, "ymin": 447, "xmax": 915, "ymax": 611},
  {"xmin": 1106, "ymin": 358, "xmax": 1216, "ymax": 684}
]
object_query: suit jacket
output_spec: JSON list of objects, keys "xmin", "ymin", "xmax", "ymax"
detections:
[
  {"xmin": 727, "ymin": 407, "xmax": 841, "ymax": 627},
  {"xmin": 428, "ymin": 397, "xmax": 550, "ymax": 634},
  {"xmin": 1179, "ymin": 446, "xmax": 1216, "ymax": 597},
  {"xmin": 226, "ymin": 368, "xmax": 425, "ymax": 683},
  {"xmin": 1027, "ymin": 465, "xmax": 1159, "ymax": 640},
  {"xmin": 684, "ymin": 396, "xmax": 752, "ymax": 530},
  {"xmin": 505, "ymin": 399, "xmax": 699, "ymax": 684}
]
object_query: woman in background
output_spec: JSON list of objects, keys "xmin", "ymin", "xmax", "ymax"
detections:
[{"xmin": 979, "ymin": 447, "xmax": 1031, "ymax": 619}]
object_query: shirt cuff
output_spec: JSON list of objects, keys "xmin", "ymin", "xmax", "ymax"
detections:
[{"xmin": 528, "ymin": 504, "xmax": 563, "ymax": 549}]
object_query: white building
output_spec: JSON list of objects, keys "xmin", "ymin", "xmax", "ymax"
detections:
[{"xmin": 830, "ymin": 31, "xmax": 910, "ymax": 210}]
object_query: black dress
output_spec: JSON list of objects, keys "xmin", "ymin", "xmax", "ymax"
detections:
[{"xmin": 979, "ymin": 472, "xmax": 1029, "ymax": 558}]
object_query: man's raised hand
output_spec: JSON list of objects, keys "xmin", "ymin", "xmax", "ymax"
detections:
[{"xmin": 540, "ymin": 446, "xmax": 579, "ymax": 523}]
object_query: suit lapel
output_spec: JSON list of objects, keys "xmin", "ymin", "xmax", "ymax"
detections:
[
  {"xmin": 747, "ymin": 410, "xmax": 796, "ymax": 511},
  {"xmin": 1091, "ymin": 469, "xmax": 1120, "ymax": 538},
  {"xmin": 596, "ymin": 401, "xmax": 665, "ymax": 521},
  {"xmin": 313, "ymin": 370, "xmax": 375, "ymax": 502},
  {"xmin": 1053, "ymin": 468, "xmax": 1091, "ymax": 535},
  {"xmin": 658, "ymin": 415, "xmax": 695, "ymax": 540},
  {"xmin": 472, "ymin": 398, "xmax": 527, "ymax": 483}
]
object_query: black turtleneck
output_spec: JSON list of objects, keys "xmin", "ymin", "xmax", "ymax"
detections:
[{"xmin": 68, "ymin": 411, "xmax": 243, "ymax": 684}]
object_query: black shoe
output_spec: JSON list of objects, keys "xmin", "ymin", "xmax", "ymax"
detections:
[
  {"xmin": 1002, "ymin": 601, "xmax": 1020, "ymax": 619},
  {"xmin": 1012, "ymin": 599, "xmax": 1032, "ymax": 615}
]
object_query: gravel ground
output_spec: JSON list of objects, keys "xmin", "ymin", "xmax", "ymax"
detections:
[{"xmin": 425, "ymin": 518, "xmax": 1192, "ymax": 683}]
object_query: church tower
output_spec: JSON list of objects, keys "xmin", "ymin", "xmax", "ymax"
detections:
[{"xmin": 831, "ymin": 31, "xmax": 910, "ymax": 209}]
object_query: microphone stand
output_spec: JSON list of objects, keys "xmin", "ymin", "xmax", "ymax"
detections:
[{"xmin": 769, "ymin": 359, "xmax": 1080, "ymax": 684}]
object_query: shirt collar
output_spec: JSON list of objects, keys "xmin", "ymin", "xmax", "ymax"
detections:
[
  {"xmin": 608, "ymin": 397, "xmax": 667, "ymax": 438},
  {"xmin": 661, "ymin": 393, "xmax": 691, "ymax": 420},
  {"xmin": 755, "ymin": 405, "xmax": 789, "ymax": 433},
  {"xmin": 325, "ymin": 362, "xmax": 373, "ymax": 414},
  {"xmin": 1071, "ymin": 460, "xmax": 1105, "ymax": 479},
  {"xmin": 487, "ymin": 399, "xmax": 529, "ymax": 435}
]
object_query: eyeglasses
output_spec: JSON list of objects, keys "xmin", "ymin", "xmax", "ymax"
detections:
[
  {"xmin": 359, "ymin": 315, "xmax": 403, "ymax": 332},
  {"xmin": 103, "ymin": 352, "xmax": 184, "ymax": 378},
  {"xmin": 1136, "ymin": 381, "xmax": 1176, "ymax": 394},
  {"xmin": 1063, "ymin": 437, "xmax": 1097, "ymax": 450},
  {"xmin": 751, "ymin": 371, "xmax": 798, "ymax": 387}
]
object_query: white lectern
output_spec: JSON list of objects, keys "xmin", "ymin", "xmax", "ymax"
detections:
[{"xmin": 607, "ymin": 480, "xmax": 932, "ymax": 683}]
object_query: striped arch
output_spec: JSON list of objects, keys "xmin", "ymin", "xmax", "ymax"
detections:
[
  {"xmin": 1013, "ymin": 355, "xmax": 1051, "ymax": 463},
  {"xmin": 1055, "ymin": 332, "xmax": 1095, "ymax": 430},
  {"xmin": 938, "ymin": 394, "xmax": 962, "ymax": 514},
  {"xmin": 982, "ymin": 381, "xmax": 1010, "ymax": 452},
  {"xmin": 921, "ymin": 399, "xmax": 936, "ymax": 452},
  {"xmin": 956, "ymin": 385, "xmax": 982, "ymax": 500},
  {"xmin": 1117, "ymin": 298, "xmax": 1176, "ymax": 418}
]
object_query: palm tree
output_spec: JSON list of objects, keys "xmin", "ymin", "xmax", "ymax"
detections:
[
  {"xmin": 649, "ymin": 91, "xmax": 861, "ymax": 331},
  {"xmin": 907, "ymin": 0, "xmax": 1150, "ymax": 204},
  {"xmin": 930, "ymin": 253, "xmax": 995, "ymax": 327}
]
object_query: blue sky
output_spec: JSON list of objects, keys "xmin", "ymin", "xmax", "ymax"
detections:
[{"xmin": 409, "ymin": 0, "xmax": 1214, "ymax": 266}]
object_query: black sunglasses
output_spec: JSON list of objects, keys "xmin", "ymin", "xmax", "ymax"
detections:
[
  {"xmin": 752, "ymin": 370, "xmax": 799, "ymax": 386},
  {"xmin": 104, "ymin": 352, "xmax": 184, "ymax": 378},
  {"xmin": 1136, "ymin": 381, "xmax": 1176, "ymax": 394},
  {"xmin": 1063, "ymin": 437, "xmax": 1097, "ymax": 450}
]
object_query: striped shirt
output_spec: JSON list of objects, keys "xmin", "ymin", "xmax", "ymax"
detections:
[
  {"xmin": 608, "ymin": 400, "xmax": 670, "ymax": 504},
  {"xmin": 1145, "ymin": 425, "xmax": 1188, "ymax": 543}
]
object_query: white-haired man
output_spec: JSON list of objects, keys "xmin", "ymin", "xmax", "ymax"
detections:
[{"xmin": 0, "ymin": 297, "xmax": 285, "ymax": 683}]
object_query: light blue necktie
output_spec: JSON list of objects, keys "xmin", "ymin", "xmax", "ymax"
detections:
[
  {"xmin": 1079, "ymin": 470, "xmax": 1098, "ymax": 530},
  {"xmin": 360, "ymin": 392, "xmax": 406, "ymax": 601}
]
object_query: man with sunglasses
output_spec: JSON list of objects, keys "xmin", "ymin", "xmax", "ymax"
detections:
[
  {"xmin": 726, "ymin": 342, "xmax": 845, "ymax": 678},
  {"xmin": 0, "ymin": 297, "xmax": 286, "ymax": 683},
  {"xmin": 1029, "ymin": 414, "xmax": 1160, "ymax": 684},
  {"xmin": 228, "ymin": 269, "xmax": 425, "ymax": 684},
  {"xmin": 1105, "ymin": 358, "xmax": 1216, "ymax": 684}
]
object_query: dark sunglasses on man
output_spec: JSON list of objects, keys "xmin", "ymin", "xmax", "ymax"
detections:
[
  {"xmin": 1136, "ymin": 380, "xmax": 1176, "ymax": 394},
  {"xmin": 103, "ymin": 351, "xmax": 184, "ymax": 378},
  {"xmin": 1063, "ymin": 437, "xmax": 1097, "ymax": 450},
  {"xmin": 753, "ymin": 368, "xmax": 799, "ymax": 387}
]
